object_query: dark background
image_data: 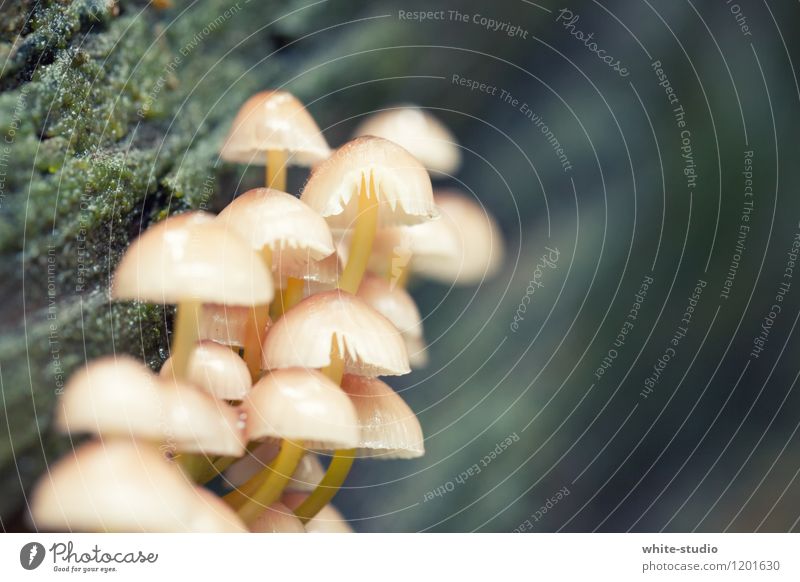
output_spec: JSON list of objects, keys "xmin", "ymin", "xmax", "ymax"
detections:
[{"xmin": 1, "ymin": 0, "xmax": 799, "ymax": 532}]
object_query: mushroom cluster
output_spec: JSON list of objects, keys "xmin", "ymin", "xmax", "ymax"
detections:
[{"xmin": 30, "ymin": 98, "xmax": 503, "ymax": 533}]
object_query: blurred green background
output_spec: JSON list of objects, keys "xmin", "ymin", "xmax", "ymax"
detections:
[{"xmin": 1, "ymin": 0, "xmax": 799, "ymax": 532}]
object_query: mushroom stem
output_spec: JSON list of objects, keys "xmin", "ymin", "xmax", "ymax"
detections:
[
  {"xmin": 389, "ymin": 259, "xmax": 410, "ymax": 289},
  {"xmin": 274, "ymin": 277, "xmax": 305, "ymax": 318},
  {"xmin": 294, "ymin": 449, "xmax": 356, "ymax": 524},
  {"xmin": 339, "ymin": 171, "xmax": 379, "ymax": 294},
  {"xmin": 243, "ymin": 247, "xmax": 273, "ymax": 380},
  {"xmin": 266, "ymin": 149, "xmax": 287, "ymax": 191},
  {"xmin": 232, "ymin": 439, "xmax": 304, "ymax": 524},
  {"xmin": 293, "ymin": 336, "xmax": 350, "ymax": 521},
  {"xmin": 171, "ymin": 299, "xmax": 201, "ymax": 381}
]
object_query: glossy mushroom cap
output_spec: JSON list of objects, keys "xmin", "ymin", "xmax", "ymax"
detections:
[
  {"xmin": 412, "ymin": 190, "xmax": 504, "ymax": 284},
  {"xmin": 357, "ymin": 274, "xmax": 427, "ymax": 367},
  {"xmin": 250, "ymin": 502, "xmax": 306, "ymax": 533},
  {"xmin": 111, "ymin": 211, "xmax": 274, "ymax": 306},
  {"xmin": 300, "ymin": 136, "xmax": 436, "ymax": 232},
  {"xmin": 262, "ymin": 290, "xmax": 410, "ymax": 376},
  {"xmin": 226, "ymin": 443, "xmax": 324, "ymax": 493},
  {"xmin": 31, "ymin": 441, "xmax": 246, "ymax": 532},
  {"xmin": 282, "ymin": 493, "xmax": 353, "ymax": 533},
  {"xmin": 353, "ymin": 106, "xmax": 461, "ymax": 175},
  {"xmin": 160, "ymin": 341, "xmax": 252, "ymax": 400},
  {"xmin": 57, "ymin": 356, "xmax": 246, "ymax": 456},
  {"xmin": 341, "ymin": 375, "xmax": 424, "ymax": 459},
  {"xmin": 219, "ymin": 90, "xmax": 330, "ymax": 166},
  {"xmin": 216, "ymin": 188, "xmax": 338, "ymax": 285},
  {"xmin": 243, "ymin": 368, "xmax": 359, "ymax": 450}
]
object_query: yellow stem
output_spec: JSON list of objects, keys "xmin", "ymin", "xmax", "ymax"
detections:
[
  {"xmin": 320, "ymin": 335, "xmax": 345, "ymax": 385},
  {"xmin": 171, "ymin": 299, "xmax": 201, "ymax": 382},
  {"xmin": 339, "ymin": 171, "xmax": 379, "ymax": 294},
  {"xmin": 283, "ymin": 277, "xmax": 305, "ymax": 312},
  {"xmin": 294, "ymin": 449, "xmax": 356, "ymax": 524},
  {"xmin": 266, "ymin": 149, "xmax": 287, "ymax": 191},
  {"xmin": 389, "ymin": 259, "xmax": 410, "ymax": 289},
  {"xmin": 242, "ymin": 247, "xmax": 272, "ymax": 380},
  {"xmin": 231, "ymin": 440, "xmax": 304, "ymax": 524}
]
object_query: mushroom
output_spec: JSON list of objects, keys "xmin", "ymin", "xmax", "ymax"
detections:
[
  {"xmin": 261, "ymin": 289, "xmax": 410, "ymax": 378},
  {"xmin": 226, "ymin": 368, "xmax": 359, "ymax": 524},
  {"xmin": 57, "ymin": 356, "xmax": 245, "ymax": 457},
  {"xmin": 111, "ymin": 211, "xmax": 273, "ymax": 382},
  {"xmin": 341, "ymin": 374, "xmax": 424, "ymax": 459},
  {"xmin": 220, "ymin": 90, "xmax": 330, "ymax": 191},
  {"xmin": 357, "ymin": 273, "xmax": 428, "ymax": 367},
  {"xmin": 300, "ymin": 136, "xmax": 436, "ymax": 293},
  {"xmin": 197, "ymin": 304, "xmax": 253, "ymax": 351},
  {"xmin": 250, "ymin": 502, "xmax": 306, "ymax": 533},
  {"xmin": 260, "ymin": 289, "xmax": 411, "ymax": 522},
  {"xmin": 30, "ymin": 440, "xmax": 246, "ymax": 532},
  {"xmin": 352, "ymin": 105, "xmax": 461, "ymax": 176},
  {"xmin": 282, "ymin": 493, "xmax": 353, "ymax": 533},
  {"xmin": 160, "ymin": 340, "xmax": 252, "ymax": 401},
  {"xmin": 216, "ymin": 188, "xmax": 338, "ymax": 327}
]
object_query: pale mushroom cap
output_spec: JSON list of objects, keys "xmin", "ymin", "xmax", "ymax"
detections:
[
  {"xmin": 243, "ymin": 368, "xmax": 359, "ymax": 449},
  {"xmin": 111, "ymin": 211, "xmax": 274, "ymax": 306},
  {"xmin": 250, "ymin": 502, "xmax": 306, "ymax": 533},
  {"xmin": 353, "ymin": 106, "xmax": 461, "ymax": 175},
  {"xmin": 216, "ymin": 188, "xmax": 338, "ymax": 284},
  {"xmin": 226, "ymin": 443, "xmax": 324, "ymax": 493},
  {"xmin": 262, "ymin": 290, "xmax": 410, "ymax": 376},
  {"xmin": 341, "ymin": 375, "xmax": 425, "ymax": 459},
  {"xmin": 300, "ymin": 136, "xmax": 436, "ymax": 231},
  {"xmin": 31, "ymin": 440, "xmax": 245, "ymax": 532},
  {"xmin": 413, "ymin": 190, "xmax": 505, "ymax": 284},
  {"xmin": 282, "ymin": 493, "xmax": 353, "ymax": 533},
  {"xmin": 220, "ymin": 90, "xmax": 331, "ymax": 166},
  {"xmin": 198, "ymin": 303, "xmax": 261, "ymax": 348},
  {"xmin": 57, "ymin": 356, "xmax": 246, "ymax": 457},
  {"xmin": 160, "ymin": 340, "xmax": 252, "ymax": 400},
  {"xmin": 356, "ymin": 274, "xmax": 427, "ymax": 367}
]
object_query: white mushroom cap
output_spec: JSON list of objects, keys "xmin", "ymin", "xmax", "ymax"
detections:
[
  {"xmin": 412, "ymin": 190, "xmax": 504, "ymax": 284},
  {"xmin": 250, "ymin": 502, "xmax": 306, "ymax": 533},
  {"xmin": 300, "ymin": 136, "xmax": 436, "ymax": 232},
  {"xmin": 216, "ymin": 188, "xmax": 338, "ymax": 285},
  {"xmin": 353, "ymin": 106, "xmax": 461, "ymax": 175},
  {"xmin": 31, "ymin": 440, "xmax": 246, "ymax": 532},
  {"xmin": 262, "ymin": 290, "xmax": 410, "ymax": 376},
  {"xmin": 341, "ymin": 375, "xmax": 424, "ymax": 459},
  {"xmin": 57, "ymin": 356, "xmax": 246, "ymax": 457},
  {"xmin": 357, "ymin": 274, "xmax": 427, "ymax": 367},
  {"xmin": 219, "ymin": 90, "xmax": 330, "ymax": 166},
  {"xmin": 282, "ymin": 493, "xmax": 353, "ymax": 533},
  {"xmin": 198, "ymin": 304, "xmax": 262, "ymax": 348},
  {"xmin": 160, "ymin": 340, "xmax": 251, "ymax": 400},
  {"xmin": 111, "ymin": 211, "xmax": 274, "ymax": 306},
  {"xmin": 243, "ymin": 368, "xmax": 359, "ymax": 450},
  {"xmin": 226, "ymin": 442, "xmax": 324, "ymax": 493}
]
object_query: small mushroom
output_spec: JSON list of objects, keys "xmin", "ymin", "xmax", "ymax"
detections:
[
  {"xmin": 220, "ymin": 90, "xmax": 330, "ymax": 191},
  {"xmin": 197, "ymin": 304, "xmax": 253, "ymax": 350},
  {"xmin": 357, "ymin": 273, "xmax": 428, "ymax": 367},
  {"xmin": 112, "ymin": 211, "xmax": 273, "ymax": 381},
  {"xmin": 160, "ymin": 340, "xmax": 252, "ymax": 401},
  {"xmin": 341, "ymin": 374, "xmax": 424, "ymax": 459},
  {"xmin": 30, "ymin": 440, "xmax": 246, "ymax": 532},
  {"xmin": 282, "ymin": 493, "xmax": 353, "ymax": 533},
  {"xmin": 261, "ymin": 289, "xmax": 410, "ymax": 378},
  {"xmin": 57, "ymin": 356, "xmax": 246, "ymax": 457},
  {"xmin": 300, "ymin": 136, "xmax": 436, "ymax": 293},
  {"xmin": 352, "ymin": 105, "xmax": 461, "ymax": 176},
  {"xmin": 227, "ymin": 368, "xmax": 359, "ymax": 524},
  {"xmin": 250, "ymin": 502, "xmax": 306, "ymax": 533},
  {"xmin": 217, "ymin": 187, "xmax": 338, "ymax": 321}
]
